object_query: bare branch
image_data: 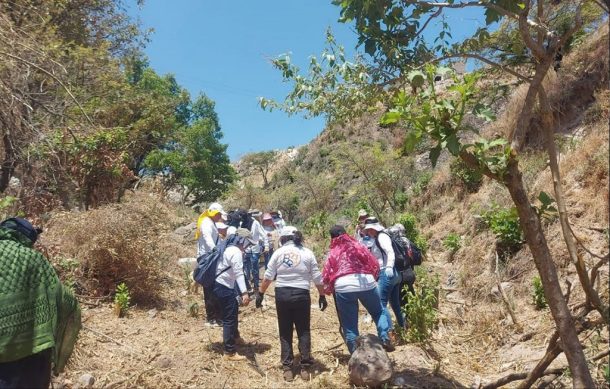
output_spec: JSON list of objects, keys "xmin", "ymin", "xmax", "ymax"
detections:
[{"xmin": 426, "ymin": 53, "xmax": 531, "ymax": 82}]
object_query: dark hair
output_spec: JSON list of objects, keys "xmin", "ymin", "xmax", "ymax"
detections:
[
  {"xmin": 280, "ymin": 230, "xmax": 304, "ymax": 247},
  {"xmin": 329, "ymin": 225, "xmax": 346, "ymax": 238}
]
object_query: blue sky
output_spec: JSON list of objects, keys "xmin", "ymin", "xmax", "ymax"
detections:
[{"xmin": 131, "ymin": 1, "xmax": 486, "ymax": 160}]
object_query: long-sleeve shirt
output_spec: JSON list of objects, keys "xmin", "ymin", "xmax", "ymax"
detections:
[
  {"xmin": 370, "ymin": 232, "xmax": 395, "ymax": 270},
  {"xmin": 197, "ymin": 217, "xmax": 218, "ymax": 256},
  {"xmin": 264, "ymin": 241, "xmax": 322, "ymax": 290},
  {"xmin": 246, "ymin": 219, "xmax": 267, "ymax": 254},
  {"xmin": 215, "ymin": 245, "xmax": 247, "ymax": 292}
]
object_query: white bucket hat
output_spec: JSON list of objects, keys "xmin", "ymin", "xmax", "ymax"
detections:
[{"xmin": 362, "ymin": 217, "xmax": 384, "ymax": 232}]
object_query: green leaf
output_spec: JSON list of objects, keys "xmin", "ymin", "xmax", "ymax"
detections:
[
  {"xmin": 429, "ymin": 145, "xmax": 442, "ymax": 167},
  {"xmin": 364, "ymin": 39, "xmax": 376, "ymax": 56},
  {"xmin": 445, "ymin": 134, "xmax": 461, "ymax": 155},
  {"xmin": 407, "ymin": 70, "xmax": 426, "ymax": 88},
  {"xmin": 380, "ymin": 111, "xmax": 402, "ymax": 125},
  {"xmin": 538, "ymin": 191, "xmax": 555, "ymax": 207}
]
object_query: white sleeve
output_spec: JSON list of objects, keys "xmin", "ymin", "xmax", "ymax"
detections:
[
  {"xmin": 201, "ymin": 220, "xmax": 216, "ymax": 250},
  {"xmin": 307, "ymin": 250, "xmax": 323, "ymax": 286},
  {"xmin": 378, "ymin": 233, "xmax": 395, "ymax": 269},
  {"xmin": 229, "ymin": 249, "xmax": 247, "ymax": 292},
  {"xmin": 264, "ymin": 250, "xmax": 280, "ymax": 280}
]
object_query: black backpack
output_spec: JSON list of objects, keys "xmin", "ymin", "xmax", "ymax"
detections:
[
  {"xmin": 377, "ymin": 230, "xmax": 422, "ymax": 271},
  {"xmin": 193, "ymin": 239, "xmax": 231, "ymax": 288}
]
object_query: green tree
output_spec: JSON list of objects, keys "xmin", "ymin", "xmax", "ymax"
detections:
[
  {"xmin": 144, "ymin": 94, "xmax": 235, "ymax": 204},
  {"xmin": 264, "ymin": 1, "xmax": 607, "ymax": 386},
  {"xmin": 240, "ymin": 150, "xmax": 278, "ymax": 188}
]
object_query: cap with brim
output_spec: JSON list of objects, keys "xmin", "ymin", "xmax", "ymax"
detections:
[
  {"xmin": 0, "ymin": 217, "xmax": 43, "ymax": 243},
  {"xmin": 280, "ymin": 226, "xmax": 298, "ymax": 237},
  {"xmin": 249, "ymin": 209, "xmax": 262, "ymax": 217},
  {"xmin": 216, "ymin": 222, "xmax": 228, "ymax": 229},
  {"xmin": 363, "ymin": 217, "xmax": 384, "ymax": 232},
  {"xmin": 357, "ymin": 209, "xmax": 369, "ymax": 218},
  {"xmin": 235, "ymin": 227, "xmax": 257, "ymax": 245},
  {"xmin": 208, "ymin": 202, "xmax": 223, "ymax": 212}
]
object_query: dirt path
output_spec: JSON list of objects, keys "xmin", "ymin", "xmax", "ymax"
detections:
[{"xmin": 55, "ymin": 277, "xmax": 465, "ymax": 388}]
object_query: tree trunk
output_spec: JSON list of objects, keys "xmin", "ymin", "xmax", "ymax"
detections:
[
  {"xmin": 538, "ymin": 87, "xmax": 609, "ymax": 323},
  {"xmin": 504, "ymin": 159, "xmax": 594, "ymax": 388}
]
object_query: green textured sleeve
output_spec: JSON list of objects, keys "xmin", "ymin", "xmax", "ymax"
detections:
[{"xmin": 52, "ymin": 281, "xmax": 82, "ymax": 374}]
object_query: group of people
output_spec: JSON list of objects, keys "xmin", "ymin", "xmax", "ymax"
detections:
[{"xmin": 196, "ymin": 203, "xmax": 413, "ymax": 382}]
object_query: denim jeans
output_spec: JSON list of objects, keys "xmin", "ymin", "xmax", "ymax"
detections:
[
  {"xmin": 0, "ymin": 348, "xmax": 52, "ymax": 389},
  {"xmin": 213, "ymin": 282, "xmax": 240, "ymax": 353},
  {"xmin": 263, "ymin": 249, "xmax": 273, "ymax": 270},
  {"xmin": 275, "ymin": 287, "xmax": 312, "ymax": 369},
  {"xmin": 244, "ymin": 251, "xmax": 261, "ymax": 289},
  {"xmin": 377, "ymin": 268, "xmax": 406, "ymax": 329},
  {"xmin": 335, "ymin": 288, "xmax": 391, "ymax": 354}
]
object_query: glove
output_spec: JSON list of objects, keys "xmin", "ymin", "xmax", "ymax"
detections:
[
  {"xmin": 318, "ymin": 295, "xmax": 328, "ymax": 311},
  {"xmin": 255, "ymin": 292, "xmax": 264, "ymax": 308},
  {"xmin": 384, "ymin": 267, "xmax": 394, "ymax": 278}
]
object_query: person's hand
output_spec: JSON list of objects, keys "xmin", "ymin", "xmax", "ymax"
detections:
[
  {"xmin": 242, "ymin": 293, "xmax": 251, "ymax": 306},
  {"xmin": 255, "ymin": 293, "xmax": 264, "ymax": 308},
  {"xmin": 384, "ymin": 267, "xmax": 394, "ymax": 278},
  {"xmin": 319, "ymin": 295, "xmax": 328, "ymax": 311}
]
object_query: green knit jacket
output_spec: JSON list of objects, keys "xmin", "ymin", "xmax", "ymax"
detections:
[{"xmin": 0, "ymin": 227, "xmax": 81, "ymax": 373}]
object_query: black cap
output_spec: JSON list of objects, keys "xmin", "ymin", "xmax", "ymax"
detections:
[{"xmin": 0, "ymin": 217, "xmax": 43, "ymax": 243}]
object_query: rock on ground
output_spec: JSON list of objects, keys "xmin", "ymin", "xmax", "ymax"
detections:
[{"xmin": 348, "ymin": 334, "xmax": 393, "ymax": 387}]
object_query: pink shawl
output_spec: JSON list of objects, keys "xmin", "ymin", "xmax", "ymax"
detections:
[{"xmin": 322, "ymin": 233, "xmax": 380, "ymax": 294}]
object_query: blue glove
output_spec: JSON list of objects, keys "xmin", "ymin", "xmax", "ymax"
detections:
[{"xmin": 384, "ymin": 267, "xmax": 394, "ymax": 278}]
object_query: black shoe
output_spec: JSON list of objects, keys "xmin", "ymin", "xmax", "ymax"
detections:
[{"xmin": 382, "ymin": 339, "xmax": 395, "ymax": 352}]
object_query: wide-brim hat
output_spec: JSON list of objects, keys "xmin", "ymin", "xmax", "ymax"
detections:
[
  {"xmin": 357, "ymin": 209, "xmax": 369, "ymax": 219},
  {"xmin": 248, "ymin": 208, "xmax": 262, "ymax": 217},
  {"xmin": 262, "ymin": 212, "xmax": 273, "ymax": 221},
  {"xmin": 235, "ymin": 227, "xmax": 257, "ymax": 245},
  {"xmin": 362, "ymin": 217, "xmax": 384, "ymax": 232}
]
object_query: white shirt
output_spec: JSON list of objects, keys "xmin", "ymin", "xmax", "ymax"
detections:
[
  {"xmin": 370, "ymin": 232, "xmax": 395, "ymax": 269},
  {"xmin": 334, "ymin": 273, "xmax": 377, "ymax": 293},
  {"xmin": 197, "ymin": 217, "xmax": 218, "ymax": 256},
  {"xmin": 264, "ymin": 242, "xmax": 322, "ymax": 290},
  {"xmin": 246, "ymin": 219, "xmax": 268, "ymax": 254},
  {"xmin": 215, "ymin": 245, "xmax": 247, "ymax": 292}
]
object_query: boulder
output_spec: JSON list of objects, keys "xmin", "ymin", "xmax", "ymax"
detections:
[
  {"xmin": 348, "ymin": 334, "xmax": 393, "ymax": 387},
  {"xmin": 174, "ymin": 222, "xmax": 197, "ymax": 241}
]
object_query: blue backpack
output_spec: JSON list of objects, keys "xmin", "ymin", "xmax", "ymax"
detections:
[{"xmin": 193, "ymin": 239, "xmax": 231, "ymax": 288}]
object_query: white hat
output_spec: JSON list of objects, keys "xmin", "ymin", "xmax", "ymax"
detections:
[
  {"xmin": 208, "ymin": 202, "xmax": 223, "ymax": 212},
  {"xmin": 362, "ymin": 217, "xmax": 384, "ymax": 232},
  {"xmin": 216, "ymin": 222, "xmax": 228, "ymax": 230},
  {"xmin": 227, "ymin": 226, "xmax": 237, "ymax": 236},
  {"xmin": 280, "ymin": 225, "xmax": 298, "ymax": 237},
  {"xmin": 357, "ymin": 209, "xmax": 369, "ymax": 218},
  {"xmin": 220, "ymin": 211, "xmax": 228, "ymax": 221}
]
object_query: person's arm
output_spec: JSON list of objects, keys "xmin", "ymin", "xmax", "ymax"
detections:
[
  {"xmin": 259, "ymin": 278, "xmax": 272, "ymax": 294},
  {"xmin": 378, "ymin": 233, "xmax": 395, "ymax": 269},
  {"xmin": 201, "ymin": 219, "xmax": 216, "ymax": 250},
  {"xmin": 229, "ymin": 249, "xmax": 248, "ymax": 295}
]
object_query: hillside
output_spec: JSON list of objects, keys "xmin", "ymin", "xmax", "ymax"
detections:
[{"xmin": 1, "ymin": 4, "xmax": 608, "ymax": 389}]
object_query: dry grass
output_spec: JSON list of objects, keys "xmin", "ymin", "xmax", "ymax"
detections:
[{"xmin": 41, "ymin": 190, "xmax": 194, "ymax": 305}]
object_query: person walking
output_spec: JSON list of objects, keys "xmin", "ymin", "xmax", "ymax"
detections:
[
  {"xmin": 214, "ymin": 228, "xmax": 255, "ymax": 361},
  {"xmin": 256, "ymin": 227, "xmax": 327, "ymax": 382},
  {"xmin": 261, "ymin": 212, "xmax": 280, "ymax": 270},
  {"xmin": 244, "ymin": 209, "xmax": 267, "ymax": 292},
  {"xmin": 195, "ymin": 202, "xmax": 224, "ymax": 327},
  {"xmin": 322, "ymin": 225, "xmax": 394, "ymax": 353},
  {"xmin": 0, "ymin": 218, "xmax": 81, "ymax": 388},
  {"xmin": 362, "ymin": 218, "xmax": 406, "ymax": 333}
]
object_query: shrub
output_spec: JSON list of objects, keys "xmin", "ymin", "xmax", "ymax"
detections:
[
  {"xmin": 481, "ymin": 205, "xmax": 523, "ymax": 258},
  {"xmin": 397, "ymin": 212, "xmax": 428, "ymax": 253},
  {"xmin": 532, "ymin": 275, "xmax": 547, "ymax": 310},
  {"xmin": 443, "ymin": 233, "xmax": 461, "ymax": 253},
  {"xmin": 403, "ymin": 267, "xmax": 439, "ymax": 343},
  {"xmin": 412, "ymin": 171, "xmax": 433, "ymax": 196},
  {"xmin": 114, "ymin": 282, "xmax": 131, "ymax": 317},
  {"xmin": 450, "ymin": 158, "xmax": 483, "ymax": 192}
]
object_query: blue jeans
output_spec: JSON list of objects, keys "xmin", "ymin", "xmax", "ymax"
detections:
[
  {"xmin": 213, "ymin": 282, "xmax": 240, "ymax": 353},
  {"xmin": 377, "ymin": 268, "xmax": 405, "ymax": 329},
  {"xmin": 335, "ymin": 288, "xmax": 390, "ymax": 354},
  {"xmin": 264, "ymin": 250, "xmax": 273, "ymax": 270},
  {"xmin": 244, "ymin": 251, "xmax": 261, "ymax": 289}
]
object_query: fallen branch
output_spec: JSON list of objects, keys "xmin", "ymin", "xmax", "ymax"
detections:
[
  {"xmin": 482, "ymin": 367, "xmax": 566, "ymax": 389},
  {"xmin": 83, "ymin": 325, "xmax": 142, "ymax": 356}
]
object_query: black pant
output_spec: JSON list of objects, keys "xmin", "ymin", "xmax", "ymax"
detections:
[
  {"xmin": 275, "ymin": 287, "xmax": 312, "ymax": 369},
  {"xmin": 213, "ymin": 282, "xmax": 240, "ymax": 353},
  {"xmin": 203, "ymin": 285, "xmax": 222, "ymax": 322},
  {"xmin": 0, "ymin": 348, "xmax": 52, "ymax": 389}
]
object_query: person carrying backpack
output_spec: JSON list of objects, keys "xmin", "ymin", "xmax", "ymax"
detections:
[
  {"xmin": 0, "ymin": 218, "xmax": 81, "ymax": 388},
  {"xmin": 321, "ymin": 225, "xmax": 394, "ymax": 354},
  {"xmin": 255, "ymin": 227, "xmax": 327, "ymax": 382},
  {"xmin": 214, "ymin": 228, "xmax": 255, "ymax": 361},
  {"xmin": 195, "ymin": 202, "xmax": 224, "ymax": 327},
  {"xmin": 362, "ymin": 217, "xmax": 407, "ymax": 333}
]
